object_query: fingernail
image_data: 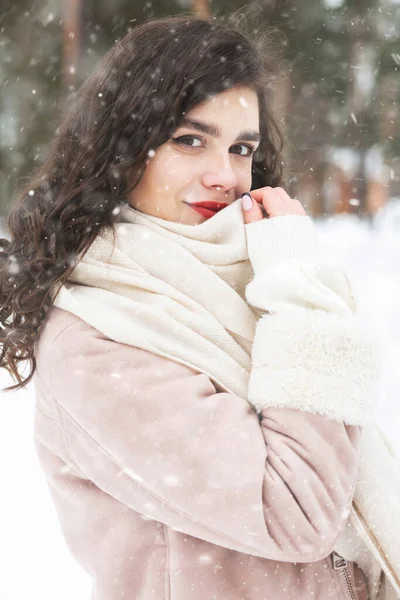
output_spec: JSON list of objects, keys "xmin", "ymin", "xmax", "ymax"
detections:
[{"xmin": 241, "ymin": 193, "xmax": 253, "ymax": 211}]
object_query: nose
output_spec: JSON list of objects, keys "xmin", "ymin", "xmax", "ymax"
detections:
[{"xmin": 201, "ymin": 156, "xmax": 238, "ymax": 192}]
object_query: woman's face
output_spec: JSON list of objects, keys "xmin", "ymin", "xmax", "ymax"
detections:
[{"xmin": 127, "ymin": 86, "xmax": 260, "ymax": 225}]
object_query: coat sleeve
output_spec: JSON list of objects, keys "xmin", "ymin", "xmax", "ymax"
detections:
[
  {"xmin": 243, "ymin": 215, "xmax": 380, "ymax": 424},
  {"xmin": 42, "ymin": 314, "xmax": 364, "ymax": 564}
]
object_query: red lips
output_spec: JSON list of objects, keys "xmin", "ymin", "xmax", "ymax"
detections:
[{"xmin": 190, "ymin": 201, "xmax": 229, "ymax": 212}]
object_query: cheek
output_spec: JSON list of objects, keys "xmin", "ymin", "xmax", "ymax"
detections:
[
  {"xmin": 158, "ymin": 153, "xmax": 201, "ymax": 188},
  {"xmin": 152, "ymin": 150, "xmax": 187, "ymax": 180},
  {"xmin": 236, "ymin": 164, "xmax": 253, "ymax": 192},
  {"xmin": 141, "ymin": 154, "xmax": 180, "ymax": 194}
]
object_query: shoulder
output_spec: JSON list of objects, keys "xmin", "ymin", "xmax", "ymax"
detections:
[
  {"xmin": 36, "ymin": 306, "xmax": 97, "ymax": 361},
  {"xmin": 36, "ymin": 306, "xmax": 208, "ymax": 389},
  {"xmin": 36, "ymin": 306, "xmax": 142, "ymax": 367}
]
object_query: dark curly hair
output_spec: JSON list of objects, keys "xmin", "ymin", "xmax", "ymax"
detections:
[{"xmin": 0, "ymin": 12, "xmax": 284, "ymax": 391}]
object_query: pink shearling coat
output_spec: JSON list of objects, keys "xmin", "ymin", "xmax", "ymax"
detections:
[{"xmin": 33, "ymin": 306, "xmax": 371, "ymax": 600}]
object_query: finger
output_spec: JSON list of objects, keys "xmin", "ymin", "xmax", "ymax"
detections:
[
  {"xmin": 274, "ymin": 187, "xmax": 292, "ymax": 202},
  {"xmin": 246, "ymin": 187, "xmax": 264, "ymax": 203},
  {"xmin": 252, "ymin": 186, "xmax": 279, "ymax": 207},
  {"xmin": 249, "ymin": 186, "xmax": 284, "ymax": 199},
  {"xmin": 273, "ymin": 187, "xmax": 305, "ymax": 213},
  {"xmin": 251, "ymin": 186, "xmax": 290, "ymax": 206},
  {"xmin": 241, "ymin": 193, "xmax": 263, "ymax": 224},
  {"xmin": 258, "ymin": 187, "xmax": 282, "ymax": 216}
]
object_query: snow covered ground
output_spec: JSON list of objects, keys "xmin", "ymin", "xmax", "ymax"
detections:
[{"xmin": 0, "ymin": 214, "xmax": 399, "ymax": 600}]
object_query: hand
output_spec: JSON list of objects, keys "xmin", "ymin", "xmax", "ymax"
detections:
[{"xmin": 241, "ymin": 187, "xmax": 306, "ymax": 224}]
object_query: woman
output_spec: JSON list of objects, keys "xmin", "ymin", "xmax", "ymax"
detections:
[{"xmin": 1, "ymin": 14, "xmax": 399, "ymax": 600}]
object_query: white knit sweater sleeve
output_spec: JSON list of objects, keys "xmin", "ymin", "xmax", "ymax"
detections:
[{"xmin": 244, "ymin": 215, "xmax": 380, "ymax": 426}]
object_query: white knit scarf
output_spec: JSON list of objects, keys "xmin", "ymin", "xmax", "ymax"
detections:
[{"xmin": 53, "ymin": 198, "xmax": 400, "ymax": 599}]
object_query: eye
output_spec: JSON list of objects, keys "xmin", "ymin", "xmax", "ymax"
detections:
[
  {"xmin": 172, "ymin": 135, "xmax": 203, "ymax": 148},
  {"xmin": 230, "ymin": 144, "xmax": 256, "ymax": 158}
]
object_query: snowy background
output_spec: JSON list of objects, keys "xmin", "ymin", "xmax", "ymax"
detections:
[
  {"xmin": 0, "ymin": 0, "xmax": 399, "ymax": 596},
  {"xmin": 0, "ymin": 211, "xmax": 399, "ymax": 600}
]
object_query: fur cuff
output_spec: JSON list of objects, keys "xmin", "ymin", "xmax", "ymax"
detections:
[{"xmin": 247, "ymin": 311, "xmax": 381, "ymax": 426}]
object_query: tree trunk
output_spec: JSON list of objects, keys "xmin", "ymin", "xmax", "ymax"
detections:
[
  {"xmin": 192, "ymin": 0, "xmax": 212, "ymax": 19},
  {"xmin": 62, "ymin": 0, "xmax": 81, "ymax": 94}
]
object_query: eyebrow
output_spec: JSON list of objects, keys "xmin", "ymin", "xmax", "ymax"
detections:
[{"xmin": 179, "ymin": 117, "xmax": 260, "ymax": 143}]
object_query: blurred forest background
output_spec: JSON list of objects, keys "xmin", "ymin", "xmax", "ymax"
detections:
[
  {"xmin": 0, "ymin": 0, "xmax": 399, "ymax": 218},
  {"xmin": 2, "ymin": 7, "xmax": 400, "ymax": 599}
]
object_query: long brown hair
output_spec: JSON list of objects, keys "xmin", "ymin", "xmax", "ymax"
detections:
[{"xmin": 0, "ymin": 13, "xmax": 284, "ymax": 391}]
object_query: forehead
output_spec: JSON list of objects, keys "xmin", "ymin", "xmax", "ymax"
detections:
[{"xmin": 187, "ymin": 87, "xmax": 259, "ymax": 130}]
